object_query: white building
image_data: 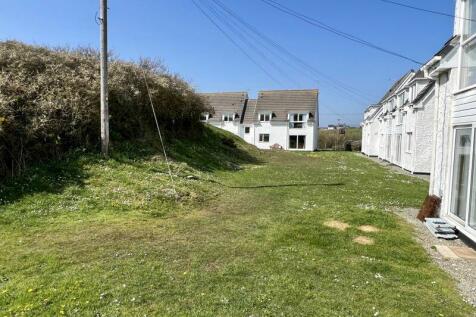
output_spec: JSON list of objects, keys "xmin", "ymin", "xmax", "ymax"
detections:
[
  {"xmin": 426, "ymin": 0, "xmax": 476, "ymax": 242},
  {"xmin": 202, "ymin": 89, "xmax": 319, "ymax": 151},
  {"xmin": 362, "ymin": 69, "xmax": 436, "ymax": 174}
]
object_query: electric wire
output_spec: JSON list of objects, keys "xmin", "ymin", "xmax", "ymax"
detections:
[
  {"xmin": 201, "ymin": 0, "xmax": 347, "ymax": 118},
  {"xmin": 377, "ymin": 0, "xmax": 476, "ymax": 23},
  {"xmin": 199, "ymin": 0, "xmax": 302, "ymax": 87},
  {"xmin": 210, "ymin": 0, "xmax": 375, "ymax": 105},
  {"xmin": 191, "ymin": 0, "xmax": 283, "ymax": 85},
  {"xmin": 258, "ymin": 0, "xmax": 423, "ymax": 65},
  {"xmin": 205, "ymin": 0, "xmax": 372, "ymax": 119}
]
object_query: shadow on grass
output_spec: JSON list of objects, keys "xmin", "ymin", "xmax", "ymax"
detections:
[
  {"xmin": 0, "ymin": 126, "xmax": 262, "ymax": 206},
  {"xmin": 206, "ymin": 179, "xmax": 345, "ymax": 189},
  {"xmin": 0, "ymin": 152, "xmax": 91, "ymax": 206}
]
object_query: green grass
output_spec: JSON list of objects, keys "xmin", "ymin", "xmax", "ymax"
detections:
[{"xmin": 0, "ymin": 127, "xmax": 474, "ymax": 316}]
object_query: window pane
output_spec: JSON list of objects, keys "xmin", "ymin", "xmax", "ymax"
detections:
[
  {"xmin": 289, "ymin": 136, "xmax": 297, "ymax": 149},
  {"xmin": 461, "ymin": 39, "xmax": 476, "ymax": 88},
  {"xmin": 464, "ymin": 0, "xmax": 476, "ymax": 39},
  {"xmin": 298, "ymin": 136, "xmax": 306, "ymax": 149},
  {"xmin": 450, "ymin": 128, "xmax": 472, "ymax": 221}
]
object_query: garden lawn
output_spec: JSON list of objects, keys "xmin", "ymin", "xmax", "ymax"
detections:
[{"xmin": 0, "ymin": 132, "xmax": 474, "ymax": 316}]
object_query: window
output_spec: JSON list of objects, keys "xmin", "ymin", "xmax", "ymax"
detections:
[
  {"xmin": 461, "ymin": 39, "xmax": 476, "ymax": 88},
  {"xmin": 289, "ymin": 135, "xmax": 306, "ymax": 149},
  {"xmin": 463, "ymin": 0, "xmax": 476, "ymax": 40},
  {"xmin": 451, "ymin": 128, "xmax": 472, "ymax": 221},
  {"xmin": 245, "ymin": 127, "xmax": 250, "ymax": 134},
  {"xmin": 397, "ymin": 111, "xmax": 403, "ymax": 125},
  {"xmin": 259, "ymin": 134, "xmax": 269, "ymax": 142},
  {"xmin": 223, "ymin": 113, "xmax": 235, "ymax": 122},
  {"xmin": 290, "ymin": 113, "xmax": 306, "ymax": 128},
  {"xmin": 460, "ymin": 0, "xmax": 476, "ymax": 89},
  {"xmin": 406, "ymin": 132, "xmax": 413, "ymax": 152},
  {"xmin": 259, "ymin": 113, "xmax": 271, "ymax": 122}
]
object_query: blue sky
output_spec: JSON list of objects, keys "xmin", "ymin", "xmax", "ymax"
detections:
[{"xmin": 0, "ymin": 0, "xmax": 456, "ymax": 126}]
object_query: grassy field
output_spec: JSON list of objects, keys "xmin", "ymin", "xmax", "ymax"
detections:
[{"xmin": 0, "ymin": 127, "xmax": 474, "ymax": 316}]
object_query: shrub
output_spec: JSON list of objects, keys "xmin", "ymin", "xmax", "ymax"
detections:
[{"xmin": 0, "ymin": 41, "xmax": 211, "ymax": 178}]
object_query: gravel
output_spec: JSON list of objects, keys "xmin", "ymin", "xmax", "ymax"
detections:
[{"xmin": 396, "ymin": 208, "xmax": 476, "ymax": 307}]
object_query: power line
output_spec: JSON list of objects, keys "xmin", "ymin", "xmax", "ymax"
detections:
[
  {"xmin": 205, "ymin": 0, "xmax": 359, "ymax": 117},
  {"xmin": 210, "ymin": 0, "xmax": 375, "ymax": 105},
  {"xmin": 195, "ymin": 0, "xmax": 370, "ymax": 120},
  {"xmin": 199, "ymin": 0, "xmax": 301, "ymax": 87},
  {"xmin": 191, "ymin": 0, "xmax": 283, "ymax": 85},
  {"xmin": 258, "ymin": 0, "xmax": 423, "ymax": 65},
  {"xmin": 377, "ymin": 0, "xmax": 476, "ymax": 23}
]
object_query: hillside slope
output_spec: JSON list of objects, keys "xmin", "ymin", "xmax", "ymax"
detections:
[{"xmin": 0, "ymin": 130, "xmax": 474, "ymax": 316}]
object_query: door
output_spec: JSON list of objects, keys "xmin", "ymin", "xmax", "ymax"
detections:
[{"xmin": 289, "ymin": 136, "xmax": 306, "ymax": 150}]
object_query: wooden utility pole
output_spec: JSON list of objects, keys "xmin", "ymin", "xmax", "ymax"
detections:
[{"xmin": 100, "ymin": 0, "xmax": 109, "ymax": 157}]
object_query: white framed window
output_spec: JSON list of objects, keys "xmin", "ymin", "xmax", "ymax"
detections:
[
  {"xmin": 460, "ymin": 0, "xmax": 476, "ymax": 89},
  {"xmin": 406, "ymin": 132, "xmax": 413, "ymax": 152},
  {"xmin": 289, "ymin": 113, "xmax": 306, "ymax": 129},
  {"xmin": 244, "ymin": 126, "xmax": 250, "ymax": 134},
  {"xmin": 447, "ymin": 125, "xmax": 476, "ymax": 234},
  {"xmin": 397, "ymin": 111, "xmax": 403, "ymax": 125},
  {"xmin": 259, "ymin": 113, "xmax": 271, "ymax": 122},
  {"xmin": 223, "ymin": 113, "xmax": 235, "ymax": 122},
  {"xmin": 259, "ymin": 134, "xmax": 270, "ymax": 142}
]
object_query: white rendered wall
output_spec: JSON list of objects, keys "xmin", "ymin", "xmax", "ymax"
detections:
[
  {"xmin": 414, "ymin": 91, "xmax": 436, "ymax": 174},
  {"xmin": 253, "ymin": 122, "xmax": 316, "ymax": 151}
]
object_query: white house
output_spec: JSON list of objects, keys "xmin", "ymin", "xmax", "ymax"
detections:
[
  {"xmin": 242, "ymin": 89, "xmax": 319, "ymax": 151},
  {"xmin": 199, "ymin": 92, "xmax": 248, "ymax": 136},
  {"xmin": 202, "ymin": 89, "xmax": 319, "ymax": 151},
  {"xmin": 362, "ymin": 105, "xmax": 383, "ymax": 157},
  {"xmin": 426, "ymin": 0, "xmax": 476, "ymax": 242}
]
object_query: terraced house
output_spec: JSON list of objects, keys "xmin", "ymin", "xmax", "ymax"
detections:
[
  {"xmin": 201, "ymin": 89, "xmax": 319, "ymax": 151},
  {"xmin": 362, "ymin": 0, "xmax": 476, "ymax": 243},
  {"xmin": 362, "ymin": 68, "xmax": 436, "ymax": 174},
  {"xmin": 426, "ymin": 0, "xmax": 476, "ymax": 242}
]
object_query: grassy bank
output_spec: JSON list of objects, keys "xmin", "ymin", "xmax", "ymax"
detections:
[{"xmin": 0, "ymin": 127, "xmax": 473, "ymax": 316}]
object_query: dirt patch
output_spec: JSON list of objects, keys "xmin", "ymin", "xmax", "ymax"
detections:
[
  {"xmin": 396, "ymin": 208, "xmax": 476, "ymax": 307},
  {"xmin": 451, "ymin": 246, "xmax": 476, "ymax": 260},
  {"xmin": 358, "ymin": 225, "xmax": 380, "ymax": 233},
  {"xmin": 324, "ymin": 220, "xmax": 350, "ymax": 231},
  {"xmin": 353, "ymin": 236, "xmax": 375, "ymax": 245}
]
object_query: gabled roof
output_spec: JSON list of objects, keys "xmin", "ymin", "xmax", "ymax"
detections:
[
  {"xmin": 412, "ymin": 81, "xmax": 435, "ymax": 105},
  {"xmin": 249, "ymin": 89, "xmax": 319, "ymax": 122},
  {"xmin": 200, "ymin": 92, "xmax": 248, "ymax": 123},
  {"xmin": 379, "ymin": 70, "xmax": 414, "ymax": 103}
]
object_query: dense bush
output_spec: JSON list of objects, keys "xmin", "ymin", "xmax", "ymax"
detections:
[
  {"xmin": 0, "ymin": 41, "xmax": 211, "ymax": 178},
  {"xmin": 319, "ymin": 128, "xmax": 362, "ymax": 150}
]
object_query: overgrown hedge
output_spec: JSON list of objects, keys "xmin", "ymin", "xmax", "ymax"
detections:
[{"xmin": 0, "ymin": 41, "xmax": 211, "ymax": 178}]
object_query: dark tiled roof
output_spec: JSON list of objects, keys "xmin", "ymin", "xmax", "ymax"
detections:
[
  {"xmin": 435, "ymin": 35, "xmax": 459, "ymax": 59},
  {"xmin": 250, "ymin": 89, "xmax": 319, "ymax": 122},
  {"xmin": 379, "ymin": 71, "xmax": 414, "ymax": 103},
  {"xmin": 200, "ymin": 92, "xmax": 248, "ymax": 123},
  {"xmin": 412, "ymin": 81, "xmax": 435, "ymax": 105}
]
